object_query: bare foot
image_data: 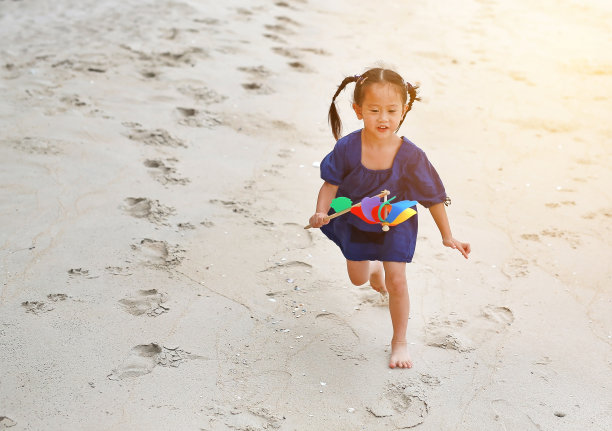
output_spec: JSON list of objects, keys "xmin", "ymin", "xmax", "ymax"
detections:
[
  {"xmin": 369, "ymin": 261, "xmax": 387, "ymax": 295},
  {"xmin": 389, "ymin": 340, "xmax": 413, "ymax": 369}
]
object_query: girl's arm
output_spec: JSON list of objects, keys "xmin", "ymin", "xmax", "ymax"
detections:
[
  {"xmin": 309, "ymin": 181, "xmax": 339, "ymax": 228},
  {"xmin": 428, "ymin": 202, "xmax": 471, "ymax": 259}
]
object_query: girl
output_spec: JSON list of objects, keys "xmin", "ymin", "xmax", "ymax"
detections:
[{"xmin": 308, "ymin": 67, "xmax": 470, "ymax": 369}]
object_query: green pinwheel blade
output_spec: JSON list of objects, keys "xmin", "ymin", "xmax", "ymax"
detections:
[{"xmin": 330, "ymin": 196, "xmax": 352, "ymax": 212}]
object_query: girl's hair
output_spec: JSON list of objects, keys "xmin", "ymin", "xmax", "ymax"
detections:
[{"xmin": 328, "ymin": 67, "xmax": 420, "ymax": 140}]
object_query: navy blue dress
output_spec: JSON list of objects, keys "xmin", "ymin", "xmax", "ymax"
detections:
[{"xmin": 320, "ymin": 129, "xmax": 447, "ymax": 262}]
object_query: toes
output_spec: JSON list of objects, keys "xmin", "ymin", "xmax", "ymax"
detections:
[{"xmin": 389, "ymin": 359, "xmax": 413, "ymax": 369}]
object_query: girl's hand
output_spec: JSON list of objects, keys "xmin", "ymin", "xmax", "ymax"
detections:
[
  {"xmin": 443, "ymin": 237, "xmax": 471, "ymax": 259},
  {"xmin": 309, "ymin": 212, "xmax": 330, "ymax": 229}
]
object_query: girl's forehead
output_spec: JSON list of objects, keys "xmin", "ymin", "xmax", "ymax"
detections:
[{"xmin": 361, "ymin": 82, "xmax": 404, "ymax": 104}]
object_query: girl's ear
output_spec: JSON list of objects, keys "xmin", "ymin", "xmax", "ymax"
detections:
[{"xmin": 353, "ymin": 103, "xmax": 363, "ymax": 120}]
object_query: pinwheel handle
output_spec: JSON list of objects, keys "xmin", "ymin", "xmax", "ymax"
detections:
[{"xmin": 304, "ymin": 190, "xmax": 390, "ymax": 229}]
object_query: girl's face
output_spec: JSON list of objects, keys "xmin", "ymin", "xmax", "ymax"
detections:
[{"xmin": 353, "ymin": 82, "xmax": 408, "ymax": 139}]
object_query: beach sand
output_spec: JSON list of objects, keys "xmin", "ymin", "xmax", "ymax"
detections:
[{"xmin": 1, "ymin": 0, "xmax": 611, "ymax": 429}]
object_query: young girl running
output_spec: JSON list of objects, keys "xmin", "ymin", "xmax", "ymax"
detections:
[{"xmin": 308, "ymin": 67, "xmax": 470, "ymax": 369}]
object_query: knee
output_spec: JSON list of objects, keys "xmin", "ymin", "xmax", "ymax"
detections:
[
  {"xmin": 348, "ymin": 273, "xmax": 368, "ymax": 286},
  {"xmin": 346, "ymin": 261, "xmax": 370, "ymax": 286},
  {"xmin": 385, "ymin": 274, "xmax": 407, "ymax": 295}
]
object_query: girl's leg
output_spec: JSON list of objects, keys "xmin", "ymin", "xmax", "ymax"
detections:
[
  {"xmin": 382, "ymin": 261, "xmax": 412, "ymax": 369},
  {"xmin": 346, "ymin": 260, "xmax": 387, "ymax": 293}
]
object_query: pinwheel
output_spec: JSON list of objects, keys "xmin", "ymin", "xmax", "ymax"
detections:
[{"xmin": 305, "ymin": 190, "xmax": 417, "ymax": 231}]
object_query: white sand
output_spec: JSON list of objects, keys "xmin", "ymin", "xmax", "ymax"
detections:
[{"xmin": 1, "ymin": 0, "xmax": 611, "ymax": 429}]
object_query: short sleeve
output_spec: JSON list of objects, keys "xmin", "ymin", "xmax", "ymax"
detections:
[
  {"xmin": 409, "ymin": 149, "xmax": 447, "ymax": 208},
  {"xmin": 320, "ymin": 140, "xmax": 348, "ymax": 186}
]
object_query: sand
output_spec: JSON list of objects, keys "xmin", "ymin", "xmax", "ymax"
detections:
[{"xmin": 1, "ymin": 0, "xmax": 611, "ymax": 429}]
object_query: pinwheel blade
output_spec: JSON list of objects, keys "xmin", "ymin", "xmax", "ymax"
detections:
[{"xmin": 330, "ymin": 196, "xmax": 352, "ymax": 212}]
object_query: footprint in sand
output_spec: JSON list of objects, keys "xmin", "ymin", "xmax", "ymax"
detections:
[
  {"xmin": 47, "ymin": 293, "xmax": 69, "ymax": 302},
  {"xmin": 225, "ymin": 407, "xmax": 283, "ymax": 431},
  {"xmin": 177, "ymin": 222, "xmax": 196, "ymax": 230},
  {"xmin": 154, "ymin": 47, "xmax": 209, "ymax": 68},
  {"xmin": 22, "ymin": 293, "xmax": 70, "ymax": 315},
  {"xmin": 202, "ymin": 405, "xmax": 283, "ymax": 431},
  {"xmin": 315, "ymin": 312, "xmax": 362, "ymax": 359},
  {"xmin": 264, "ymin": 23, "xmax": 295, "ymax": 36},
  {"xmin": 231, "ymin": 371, "xmax": 293, "ymax": 409},
  {"xmin": 502, "ymin": 257, "xmax": 530, "ymax": 278},
  {"xmin": 288, "ymin": 61, "xmax": 312, "ymax": 73},
  {"xmin": 210, "ymin": 198, "xmax": 252, "ymax": 216},
  {"xmin": 105, "ymin": 266, "xmax": 133, "ymax": 276},
  {"xmin": 271, "ymin": 46, "xmax": 300, "ymax": 59},
  {"xmin": 56, "ymin": 94, "xmax": 108, "ymax": 118},
  {"xmin": 491, "ymin": 399, "xmax": 541, "ymax": 430},
  {"xmin": 200, "ymin": 219, "xmax": 215, "ymax": 228},
  {"xmin": 108, "ymin": 343, "xmax": 204, "ymax": 380},
  {"xmin": 194, "ymin": 16, "xmax": 221, "ymax": 26},
  {"xmin": 425, "ymin": 306, "xmax": 514, "ymax": 352},
  {"xmin": 264, "ymin": 165, "xmax": 283, "ymax": 177},
  {"xmin": 59, "ymin": 93, "xmax": 88, "ymax": 108},
  {"xmin": 241, "ymin": 82, "xmax": 274, "ymax": 94},
  {"xmin": 51, "ymin": 54, "xmax": 110, "ymax": 74},
  {"xmin": 275, "ymin": 1, "xmax": 295, "ymax": 9},
  {"xmin": 520, "ymin": 233, "xmax": 540, "ymax": 242},
  {"xmin": 126, "ymin": 127, "xmax": 186, "ymax": 148},
  {"xmin": 358, "ymin": 288, "xmax": 389, "ymax": 308},
  {"xmin": 210, "ymin": 198, "xmax": 275, "ymax": 227},
  {"xmin": 21, "ymin": 301, "xmax": 54, "ymax": 315},
  {"xmin": 276, "ymin": 15, "xmax": 300, "ymax": 27},
  {"xmin": 480, "ymin": 305, "xmax": 514, "ymax": 326},
  {"xmin": 238, "ymin": 65, "xmax": 272, "ymax": 78},
  {"xmin": 366, "ymin": 382, "xmax": 429, "ymax": 429},
  {"xmin": 582, "ymin": 209, "xmax": 612, "ymax": 220},
  {"xmin": 300, "ymin": 47, "xmax": 330, "ymax": 56},
  {"xmin": 545, "ymin": 201, "xmax": 576, "ymax": 208},
  {"xmin": 143, "ymin": 159, "xmax": 190, "ymax": 186},
  {"xmin": 540, "ymin": 228, "xmax": 581, "ymax": 249},
  {"xmin": 275, "ymin": 222, "xmax": 313, "ymax": 249},
  {"xmin": 263, "ymin": 33, "xmax": 287, "ymax": 43},
  {"xmin": 260, "ymin": 260, "xmax": 312, "ymax": 295},
  {"xmin": 174, "ymin": 107, "xmax": 221, "ymax": 128},
  {"xmin": 119, "ymin": 289, "xmax": 169, "ymax": 317},
  {"xmin": 131, "ymin": 239, "xmax": 184, "ymax": 267},
  {"xmin": 276, "ymin": 147, "xmax": 294, "ymax": 159},
  {"xmin": 0, "ymin": 416, "xmax": 17, "ymax": 429},
  {"xmin": 140, "ymin": 69, "xmax": 159, "ymax": 79},
  {"xmin": 6, "ymin": 136, "xmax": 63, "ymax": 155},
  {"xmin": 123, "ymin": 197, "xmax": 176, "ymax": 225},
  {"xmin": 68, "ymin": 268, "xmax": 90, "ymax": 277},
  {"xmin": 235, "ymin": 7, "xmax": 253, "ymax": 17},
  {"xmin": 418, "ymin": 373, "xmax": 441, "ymax": 387},
  {"xmin": 177, "ymin": 85, "xmax": 227, "ymax": 104}
]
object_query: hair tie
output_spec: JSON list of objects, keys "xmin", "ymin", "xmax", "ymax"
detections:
[{"xmin": 355, "ymin": 75, "xmax": 368, "ymax": 85}]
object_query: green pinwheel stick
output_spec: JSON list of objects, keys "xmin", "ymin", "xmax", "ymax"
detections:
[{"xmin": 304, "ymin": 190, "xmax": 390, "ymax": 229}]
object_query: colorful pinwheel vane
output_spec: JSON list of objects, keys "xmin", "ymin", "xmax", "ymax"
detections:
[{"xmin": 330, "ymin": 192, "xmax": 417, "ymax": 232}]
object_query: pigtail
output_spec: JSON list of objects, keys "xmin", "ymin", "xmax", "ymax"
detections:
[
  {"xmin": 396, "ymin": 81, "xmax": 421, "ymax": 132},
  {"xmin": 406, "ymin": 82, "xmax": 420, "ymax": 112},
  {"xmin": 328, "ymin": 75, "xmax": 359, "ymax": 141}
]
